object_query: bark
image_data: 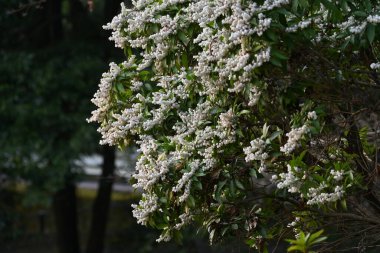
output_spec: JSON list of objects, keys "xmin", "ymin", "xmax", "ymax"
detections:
[
  {"xmin": 85, "ymin": 146, "xmax": 116, "ymax": 253},
  {"xmin": 44, "ymin": 1, "xmax": 81, "ymax": 252},
  {"xmin": 52, "ymin": 181, "xmax": 80, "ymax": 253},
  {"xmin": 46, "ymin": 0, "xmax": 63, "ymax": 43},
  {"xmin": 69, "ymin": 0, "xmax": 88, "ymax": 37}
]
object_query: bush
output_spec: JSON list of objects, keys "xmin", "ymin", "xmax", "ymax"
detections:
[{"xmin": 90, "ymin": 1, "xmax": 380, "ymax": 251}]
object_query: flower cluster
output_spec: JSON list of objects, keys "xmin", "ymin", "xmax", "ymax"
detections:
[
  {"xmin": 131, "ymin": 193, "xmax": 159, "ymax": 225},
  {"xmin": 89, "ymin": 0, "xmax": 375, "ymax": 248},
  {"xmin": 306, "ymin": 185, "xmax": 344, "ymax": 205},
  {"xmin": 280, "ymin": 125, "xmax": 309, "ymax": 155},
  {"xmin": 244, "ymin": 138, "xmax": 269, "ymax": 173},
  {"xmin": 272, "ymin": 165, "xmax": 302, "ymax": 193},
  {"xmin": 88, "ymin": 62, "xmax": 121, "ymax": 123}
]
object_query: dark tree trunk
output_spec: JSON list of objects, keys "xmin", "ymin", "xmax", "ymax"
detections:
[
  {"xmin": 52, "ymin": 181, "xmax": 80, "ymax": 253},
  {"xmin": 69, "ymin": 0, "xmax": 88, "ymax": 37},
  {"xmin": 86, "ymin": 146, "xmax": 116, "ymax": 253},
  {"xmin": 46, "ymin": 0, "xmax": 63, "ymax": 43},
  {"xmin": 44, "ymin": 1, "xmax": 81, "ymax": 252},
  {"xmin": 85, "ymin": 1, "xmax": 124, "ymax": 252}
]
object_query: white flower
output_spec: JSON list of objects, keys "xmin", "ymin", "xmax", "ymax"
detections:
[
  {"xmin": 306, "ymin": 184, "xmax": 344, "ymax": 205},
  {"xmin": 280, "ymin": 125, "xmax": 309, "ymax": 154},
  {"xmin": 367, "ymin": 15, "xmax": 380, "ymax": 24},
  {"xmin": 307, "ymin": 111, "xmax": 318, "ymax": 120},
  {"xmin": 370, "ymin": 62, "xmax": 380, "ymax": 70},
  {"xmin": 244, "ymin": 138, "xmax": 269, "ymax": 163},
  {"xmin": 132, "ymin": 193, "xmax": 159, "ymax": 225},
  {"xmin": 330, "ymin": 169, "xmax": 344, "ymax": 181},
  {"xmin": 273, "ymin": 164, "xmax": 302, "ymax": 193},
  {"xmin": 219, "ymin": 109, "xmax": 235, "ymax": 128},
  {"xmin": 88, "ymin": 62, "xmax": 121, "ymax": 123}
]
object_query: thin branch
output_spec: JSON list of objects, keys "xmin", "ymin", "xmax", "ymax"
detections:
[{"xmin": 6, "ymin": 0, "xmax": 46, "ymax": 16}]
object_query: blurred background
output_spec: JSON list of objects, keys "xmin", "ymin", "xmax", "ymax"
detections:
[{"xmin": 0, "ymin": 1, "xmax": 249, "ymax": 253}]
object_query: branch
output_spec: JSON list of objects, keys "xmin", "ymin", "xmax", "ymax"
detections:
[{"xmin": 6, "ymin": 0, "xmax": 46, "ymax": 16}]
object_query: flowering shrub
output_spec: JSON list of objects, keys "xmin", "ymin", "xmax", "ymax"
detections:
[{"xmin": 90, "ymin": 0, "xmax": 380, "ymax": 251}]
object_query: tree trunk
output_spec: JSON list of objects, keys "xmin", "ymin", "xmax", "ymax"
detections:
[
  {"xmin": 69, "ymin": 0, "xmax": 88, "ymax": 37},
  {"xmin": 46, "ymin": 0, "xmax": 63, "ymax": 43},
  {"xmin": 85, "ymin": 146, "xmax": 116, "ymax": 253},
  {"xmin": 44, "ymin": 1, "xmax": 81, "ymax": 252},
  {"xmin": 52, "ymin": 181, "xmax": 80, "ymax": 253},
  {"xmin": 85, "ymin": 1, "xmax": 124, "ymax": 252}
]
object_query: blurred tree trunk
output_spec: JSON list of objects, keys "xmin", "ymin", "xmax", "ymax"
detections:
[
  {"xmin": 85, "ymin": 2, "xmax": 125, "ymax": 253},
  {"xmin": 86, "ymin": 146, "xmax": 116, "ymax": 253},
  {"xmin": 53, "ymin": 180, "xmax": 80, "ymax": 253},
  {"xmin": 45, "ymin": 1, "xmax": 81, "ymax": 253},
  {"xmin": 46, "ymin": 0, "xmax": 63, "ymax": 43},
  {"xmin": 69, "ymin": 0, "xmax": 88, "ymax": 37}
]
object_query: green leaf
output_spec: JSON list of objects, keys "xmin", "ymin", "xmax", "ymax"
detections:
[
  {"xmin": 222, "ymin": 226, "xmax": 230, "ymax": 236},
  {"xmin": 310, "ymin": 236, "xmax": 327, "ymax": 246},
  {"xmin": 287, "ymin": 245, "xmax": 304, "ymax": 252},
  {"xmin": 231, "ymin": 224, "xmax": 238, "ymax": 230},
  {"xmin": 272, "ymin": 49, "xmax": 289, "ymax": 60},
  {"xmin": 178, "ymin": 31, "xmax": 190, "ymax": 45},
  {"xmin": 270, "ymin": 58, "xmax": 282, "ymax": 67},
  {"xmin": 249, "ymin": 169, "xmax": 258, "ymax": 178},
  {"xmin": 214, "ymin": 180, "xmax": 226, "ymax": 202},
  {"xmin": 299, "ymin": 0, "xmax": 309, "ymax": 9},
  {"xmin": 187, "ymin": 195, "xmax": 196, "ymax": 207},
  {"xmin": 340, "ymin": 199, "xmax": 347, "ymax": 210},
  {"xmin": 353, "ymin": 11, "xmax": 368, "ymax": 17},
  {"xmin": 229, "ymin": 180, "xmax": 236, "ymax": 196},
  {"xmin": 266, "ymin": 30, "xmax": 278, "ymax": 42},
  {"xmin": 262, "ymin": 123, "xmax": 270, "ymax": 138},
  {"xmin": 194, "ymin": 180, "xmax": 203, "ymax": 190},
  {"xmin": 116, "ymin": 82, "xmax": 125, "ymax": 93},
  {"xmin": 367, "ymin": 24, "xmax": 376, "ymax": 44},
  {"xmin": 181, "ymin": 53, "xmax": 189, "ymax": 68},
  {"xmin": 309, "ymin": 230, "xmax": 324, "ymax": 243},
  {"xmin": 235, "ymin": 179, "xmax": 245, "ymax": 190},
  {"xmin": 268, "ymin": 130, "xmax": 283, "ymax": 141},
  {"xmin": 238, "ymin": 109, "xmax": 251, "ymax": 115},
  {"xmin": 292, "ymin": 0, "xmax": 299, "ymax": 12},
  {"xmin": 209, "ymin": 229, "xmax": 216, "ymax": 244}
]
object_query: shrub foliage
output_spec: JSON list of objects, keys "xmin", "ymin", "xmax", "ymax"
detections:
[{"xmin": 90, "ymin": 0, "xmax": 380, "ymax": 251}]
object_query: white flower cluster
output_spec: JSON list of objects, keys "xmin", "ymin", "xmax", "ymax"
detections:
[
  {"xmin": 244, "ymin": 138, "xmax": 269, "ymax": 173},
  {"xmin": 367, "ymin": 14, "xmax": 380, "ymax": 24},
  {"xmin": 248, "ymin": 87, "xmax": 262, "ymax": 106},
  {"xmin": 219, "ymin": 109, "xmax": 235, "ymax": 128},
  {"xmin": 334, "ymin": 12, "xmax": 380, "ymax": 37},
  {"xmin": 272, "ymin": 165, "xmax": 346, "ymax": 205},
  {"xmin": 174, "ymin": 213, "xmax": 193, "ymax": 230},
  {"xmin": 131, "ymin": 193, "xmax": 159, "ymax": 225},
  {"xmin": 370, "ymin": 62, "xmax": 380, "ymax": 70},
  {"xmin": 286, "ymin": 19, "xmax": 312, "ymax": 33},
  {"xmin": 272, "ymin": 164, "xmax": 302, "ymax": 193},
  {"xmin": 88, "ymin": 62, "xmax": 121, "ymax": 123},
  {"xmin": 280, "ymin": 125, "xmax": 309, "ymax": 155},
  {"xmin": 306, "ymin": 185, "xmax": 344, "ymax": 205},
  {"xmin": 172, "ymin": 159, "xmax": 199, "ymax": 202},
  {"xmin": 330, "ymin": 169, "xmax": 344, "ymax": 181},
  {"xmin": 307, "ymin": 111, "xmax": 318, "ymax": 120},
  {"xmin": 156, "ymin": 232, "xmax": 172, "ymax": 243},
  {"xmin": 287, "ymin": 217, "xmax": 300, "ymax": 228},
  {"xmin": 132, "ymin": 136, "xmax": 170, "ymax": 190}
]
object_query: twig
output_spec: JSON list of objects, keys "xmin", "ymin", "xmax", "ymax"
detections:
[{"xmin": 6, "ymin": 0, "xmax": 46, "ymax": 16}]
